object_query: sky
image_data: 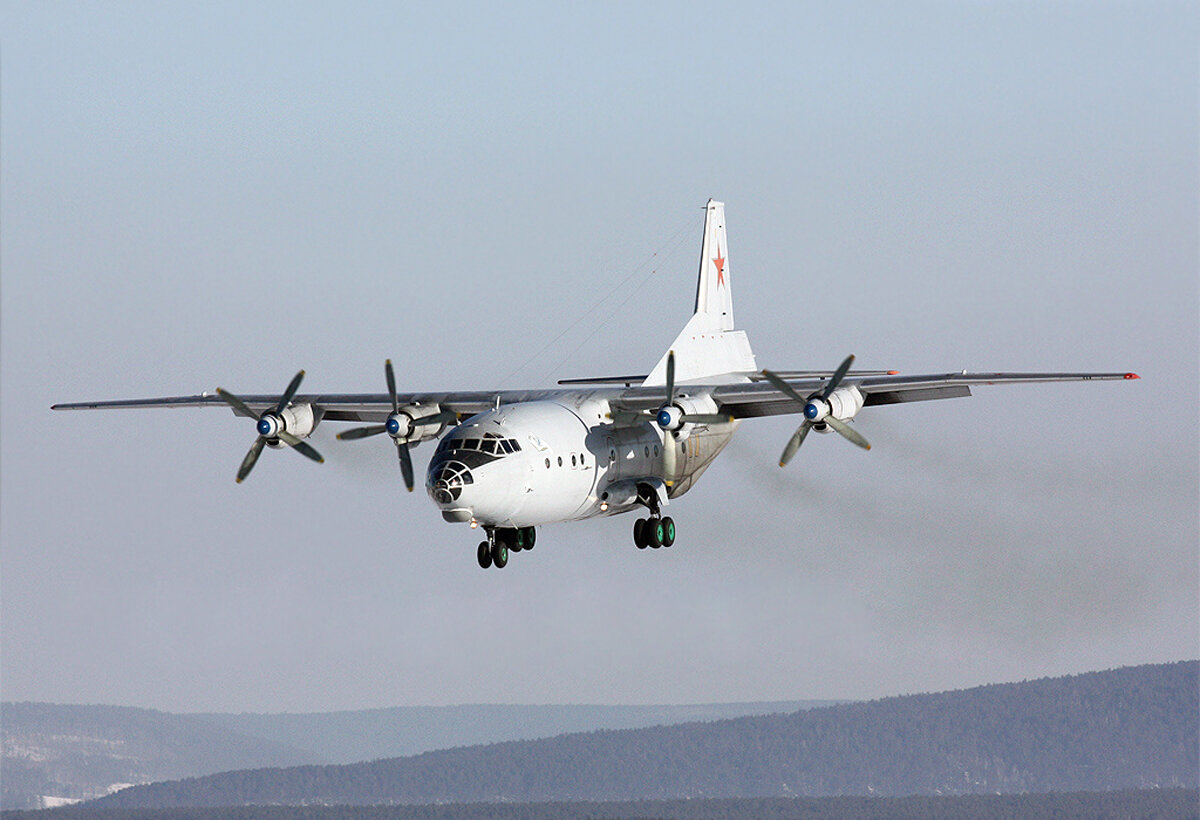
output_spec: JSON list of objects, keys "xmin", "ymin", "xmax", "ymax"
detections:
[{"xmin": 2, "ymin": 2, "xmax": 1196, "ymax": 713}]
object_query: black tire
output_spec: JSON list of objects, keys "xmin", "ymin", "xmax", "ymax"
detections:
[
  {"xmin": 503, "ymin": 528, "xmax": 521, "ymax": 552},
  {"xmin": 491, "ymin": 540, "xmax": 509, "ymax": 568},
  {"xmin": 633, "ymin": 518, "xmax": 647, "ymax": 549},
  {"xmin": 661, "ymin": 516, "xmax": 676, "ymax": 548},
  {"xmin": 516, "ymin": 526, "xmax": 536, "ymax": 551},
  {"xmin": 477, "ymin": 541, "xmax": 492, "ymax": 569},
  {"xmin": 647, "ymin": 517, "xmax": 663, "ymax": 549}
]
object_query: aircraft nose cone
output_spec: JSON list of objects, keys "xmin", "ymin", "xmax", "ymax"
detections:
[{"xmin": 426, "ymin": 459, "xmax": 474, "ymax": 507}]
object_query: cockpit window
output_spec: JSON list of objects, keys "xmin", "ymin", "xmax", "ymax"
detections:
[{"xmin": 435, "ymin": 434, "xmax": 522, "ymax": 457}]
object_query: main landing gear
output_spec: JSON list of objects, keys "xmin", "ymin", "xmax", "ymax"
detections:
[
  {"xmin": 477, "ymin": 526, "xmax": 536, "ymax": 570},
  {"xmin": 633, "ymin": 515, "xmax": 675, "ymax": 549},
  {"xmin": 632, "ymin": 484, "xmax": 675, "ymax": 550}
]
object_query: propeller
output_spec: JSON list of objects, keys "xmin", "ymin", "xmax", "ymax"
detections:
[
  {"xmin": 655, "ymin": 350, "xmax": 733, "ymax": 486},
  {"xmin": 216, "ymin": 370, "xmax": 324, "ymax": 483},
  {"xmin": 761, "ymin": 354, "xmax": 871, "ymax": 467},
  {"xmin": 336, "ymin": 359, "xmax": 456, "ymax": 492}
]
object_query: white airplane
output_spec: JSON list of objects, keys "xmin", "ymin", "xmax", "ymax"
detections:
[{"xmin": 54, "ymin": 200, "xmax": 1139, "ymax": 570}]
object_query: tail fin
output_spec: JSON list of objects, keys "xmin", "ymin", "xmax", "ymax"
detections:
[{"xmin": 643, "ymin": 200, "xmax": 758, "ymax": 386}]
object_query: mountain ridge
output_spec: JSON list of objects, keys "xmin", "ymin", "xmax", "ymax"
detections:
[
  {"xmin": 1, "ymin": 700, "xmax": 829, "ymax": 810},
  {"xmin": 90, "ymin": 661, "xmax": 1200, "ymax": 808}
]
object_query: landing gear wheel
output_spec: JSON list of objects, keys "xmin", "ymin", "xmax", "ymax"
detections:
[
  {"xmin": 477, "ymin": 541, "xmax": 492, "ymax": 569},
  {"xmin": 517, "ymin": 527, "xmax": 536, "ymax": 551},
  {"xmin": 491, "ymin": 540, "xmax": 509, "ymax": 569},
  {"xmin": 647, "ymin": 518, "xmax": 664, "ymax": 549},
  {"xmin": 633, "ymin": 518, "xmax": 648, "ymax": 549},
  {"xmin": 661, "ymin": 516, "xmax": 675, "ymax": 548}
]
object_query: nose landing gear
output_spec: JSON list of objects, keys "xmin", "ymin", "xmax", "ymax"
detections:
[{"xmin": 477, "ymin": 526, "xmax": 536, "ymax": 569}]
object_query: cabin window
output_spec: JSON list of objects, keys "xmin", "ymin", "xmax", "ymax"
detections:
[
  {"xmin": 545, "ymin": 458, "xmax": 551, "ymax": 469},
  {"xmin": 557, "ymin": 456, "xmax": 563, "ymax": 467}
]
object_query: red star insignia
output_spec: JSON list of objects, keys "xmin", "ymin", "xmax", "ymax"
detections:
[{"xmin": 713, "ymin": 244, "xmax": 726, "ymax": 287}]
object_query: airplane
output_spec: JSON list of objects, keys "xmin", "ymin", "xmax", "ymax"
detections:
[{"xmin": 53, "ymin": 200, "xmax": 1139, "ymax": 570}]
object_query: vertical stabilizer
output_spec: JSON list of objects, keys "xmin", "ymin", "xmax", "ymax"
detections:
[
  {"xmin": 694, "ymin": 199, "xmax": 734, "ymax": 330},
  {"xmin": 643, "ymin": 200, "xmax": 757, "ymax": 386}
]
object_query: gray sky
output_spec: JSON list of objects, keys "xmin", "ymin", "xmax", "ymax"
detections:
[{"xmin": 2, "ymin": 2, "xmax": 1196, "ymax": 713}]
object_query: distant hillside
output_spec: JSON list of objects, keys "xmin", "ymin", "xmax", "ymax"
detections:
[
  {"xmin": 1, "ymin": 701, "xmax": 826, "ymax": 810},
  {"xmin": 0, "ymin": 704, "xmax": 316, "ymax": 810},
  {"xmin": 93, "ymin": 661, "xmax": 1199, "ymax": 809},
  {"xmin": 194, "ymin": 702, "xmax": 829, "ymax": 764},
  {"xmin": 4, "ymin": 789, "xmax": 1200, "ymax": 820}
]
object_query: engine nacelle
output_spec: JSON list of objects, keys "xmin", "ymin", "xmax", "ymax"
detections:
[
  {"xmin": 655, "ymin": 394, "xmax": 720, "ymax": 433},
  {"xmin": 826, "ymin": 386, "xmax": 864, "ymax": 421},
  {"xmin": 806, "ymin": 386, "xmax": 864, "ymax": 433},
  {"xmin": 388, "ymin": 404, "xmax": 447, "ymax": 444},
  {"xmin": 260, "ymin": 402, "xmax": 319, "ymax": 448}
]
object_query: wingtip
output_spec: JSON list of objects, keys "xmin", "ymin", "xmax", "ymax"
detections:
[{"xmin": 1124, "ymin": 372, "xmax": 1140, "ymax": 380}]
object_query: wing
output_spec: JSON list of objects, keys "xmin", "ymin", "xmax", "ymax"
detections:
[
  {"xmin": 52, "ymin": 389, "xmax": 563, "ymax": 424},
  {"xmin": 605, "ymin": 371, "xmax": 1140, "ymax": 417},
  {"xmin": 711, "ymin": 371, "xmax": 1141, "ymax": 418}
]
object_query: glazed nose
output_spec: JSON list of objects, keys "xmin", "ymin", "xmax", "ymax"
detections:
[{"xmin": 426, "ymin": 460, "xmax": 475, "ymax": 506}]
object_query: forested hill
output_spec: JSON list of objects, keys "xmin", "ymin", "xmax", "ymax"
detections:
[
  {"xmin": 1, "ymin": 701, "xmax": 827, "ymax": 809},
  {"xmin": 95, "ymin": 661, "xmax": 1198, "ymax": 809}
]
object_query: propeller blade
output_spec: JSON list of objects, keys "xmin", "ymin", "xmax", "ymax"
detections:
[
  {"xmin": 663, "ymin": 432, "xmax": 676, "ymax": 488},
  {"xmin": 665, "ymin": 350, "xmax": 676, "ymax": 402},
  {"xmin": 822, "ymin": 354, "xmax": 855, "ymax": 400},
  {"xmin": 760, "ymin": 369, "xmax": 809, "ymax": 406},
  {"xmin": 396, "ymin": 440, "xmax": 415, "ymax": 492},
  {"xmin": 385, "ymin": 359, "xmax": 399, "ymax": 415},
  {"xmin": 275, "ymin": 370, "xmax": 305, "ymax": 415},
  {"xmin": 824, "ymin": 416, "xmax": 871, "ymax": 450},
  {"xmin": 216, "ymin": 388, "xmax": 258, "ymax": 420},
  {"xmin": 236, "ymin": 437, "xmax": 266, "ymax": 483},
  {"xmin": 278, "ymin": 431, "xmax": 324, "ymax": 463},
  {"xmin": 338, "ymin": 425, "xmax": 388, "ymax": 440},
  {"xmin": 779, "ymin": 422, "xmax": 812, "ymax": 467}
]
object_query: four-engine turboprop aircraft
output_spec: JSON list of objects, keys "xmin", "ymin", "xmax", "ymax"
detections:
[{"xmin": 53, "ymin": 200, "xmax": 1139, "ymax": 570}]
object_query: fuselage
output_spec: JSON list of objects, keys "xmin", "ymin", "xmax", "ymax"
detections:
[{"xmin": 424, "ymin": 392, "xmax": 737, "ymax": 528}]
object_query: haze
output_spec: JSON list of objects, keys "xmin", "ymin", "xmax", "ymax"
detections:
[{"xmin": 2, "ymin": 2, "xmax": 1196, "ymax": 712}]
